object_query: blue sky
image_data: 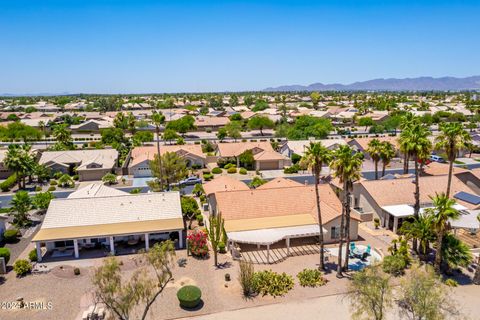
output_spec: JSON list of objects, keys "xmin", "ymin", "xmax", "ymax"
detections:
[{"xmin": 1, "ymin": 0, "xmax": 480, "ymax": 94}]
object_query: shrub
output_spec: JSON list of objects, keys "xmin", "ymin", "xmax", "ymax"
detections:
[
  {"xmin": 191, "ymin": 164, "xmax": 202, "ymax": 170},
  {"xmin": 202, "ymin": 169, "xmax": 211, "ymax": 175},
  {"xmin": 203, "ymin": 173, "xmax": 213, "ymax": 181},
  {"xmin": 199, "ymin": 194, "xmax": 206, "ymax": 203},
  {"xmin": 35, "ymin": 186, "xmax": 42, "ymax": 192},
  {"xmin": 227, "ymin": 167, "xmax": 237, "ymax": 174},
  {"xmin": 196, "ymin": 214, "xmax": 204, "ymax": 226},
  {"xmin": 284, "ymin": 164, "xmax": 299, "ymax": 174},
  {"xmin": 3, "ymin": 229, "xmax": 20, "ymax": 243},
  {"xmin": 0, "ymin": 247, "xmax": 11, "ymax": 264},
  {"xmin": 187, "ymin": 229, "xmax": 209, "ymax": 257},
  {"xmin": 72, "ymin": 175, "xmax": 79, "ymax": 181},
  {"xmin": 102, "ymin": 173, "xmax": 118, "ymax": 185},
  {"xmin": 0, "ymin": 173, "xmax": 17, "ymax": 192},
  {"xmin": 297, "ymin": 269, "xmax": 327, "ymax": 287},
  {"xmin": 382, "ymin": 255, "xmax": 407, "ymax": 276},
  {"xmin": 48, "ymin": 186, "xmax": 56, "ymax": 192},
  {"xmin": 225, "ymin": 273, "xmax": 231, "ymax": 281},
  {"xmin": 177, "ymin": 285, "xmax": 202, "ymax": 308},
  {"xmin": 129, "ymin": 188, "xmax": 141, "ymax": 194},
  {"xmin": 253, "ymin": 270, "xmax": 294, "ymax": 297},
  {"xmin": 218, "ymin": 241, "xmax": 226, "ymax": 253},
  {"xmin": 50, "ymin": 180, "xmax": 58, "ymax": 186},
  {"xmin": 224, "ymin": 163, "xmax": 236, "ymax": 170},
  {"xmin": 13, "ymin": 259, "xmax": 32, "ymax": 276},
  {"xmin": 239, "ymin": 168, "xmax": 247, "ymax": 175},
  {"xmin": 53, "ymin": 171, "xmax": 63, "ymax": 179},
  {"xmin": 291, "ymin": 153, "xmax": 302, "ymax": 164},
  {"xmin": 239, "ymin": 260, "xmax": 256, "ymax": 297},
  {"xmin": 28, "ymin": 249, "xmax": 37, "ymax": 262},
  {"xmin": 374, "ymin": 217, "xmax": 380, "ymax": 229},
  {"xmin": 444, "ymin": 279, "xmax": 458, "ymax": 287},
  {"xmin": 212, "ymin": 167, "xmax": 222, "ymax": 174},
  {"xmin": 74, "ymin": 267, "xmax": 81, "ymax": 275}
]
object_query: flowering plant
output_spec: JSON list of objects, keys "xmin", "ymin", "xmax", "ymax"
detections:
[{"xmin": 187, "ymin": 229, "xmax": 209, "ymax": 257}]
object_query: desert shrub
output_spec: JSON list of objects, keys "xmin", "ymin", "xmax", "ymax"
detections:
[
  {"xmin": 0, "ymin": 247, "xmax": 11, "ymax": 264},
  {"xmin": 224, "ymin": 163, "xmax": 237, "ymax": 170},
  {"xmin": 284, "ymin": 164, "xmax": 299, "ymax": 174},
  {"xmin": 129, "ymin": 188, "xmax": 141, "ymax": 194},
  {"xmin": 35, "ymin": 186, "xmax": 42, "ymax": 192},
  {"xmin": 239, "ymin": 168, "xmax": 247, "ymax": 175},
  {"xmin": 0, "ymin": 173, "xmax": 17, "ymax": 192},
  {"xmin": 13, "ymin": 259, "xmax": 32, "ymax": 276},
  {"xmin": 211, "ymin": 167, "xmax": 222, "ymax": 174},
  {"xmin": 199, "ymin": 194, "xmax": 206, "ymax": 203},
  {"xmin": 74, "ymin": 267, "xmax": 81, "ymax": 275},
  {"xmin": 48, "ymin": 186, "xmax": 56, "ymax": 192},
  {"xmin": 291, "ymin": 153, "xmax": 302, "ymax": 164},
  {"xmin": 196, "ymin": 214, "xmax": 204, "ymax": 226},
  {"xmin": 72, "ymin": 175, "xmax": 79, "ymax": 181},
  {"xmin": 191, "ymin": 164, "xmax": 202, "ymax": 170},
  {"xmin": 239, "ymin": 260, "xmax": 256, "ymax": 297},
  {"xmin": 28, "ymin": 249, "xmax": 37, "ymax": 262},
  {"xmin": 53, "ymin": 171, "xmax": 63, "ymax": 179},
  {"xmin": 297, "ymin": 269, "xmax": 327, "ymax": 287},
  {"xmin": 374, "ymin": 217, "xmax": 380, "ymax": 229},
  {"xmin": 49, "ymin": 180, "xmax": 57, "ymax": 186},
  {"xmin": 203, "ymin": 173, "xmax": 213, "ymax": 181},
  {"xmin": 253, "ymin": 270, "xmax": 294, "ymax": 297},
  {"xmin": 227, "ymin": 167, "xmax": 237, "ymax": 174},
  {"xmin": 382, "ymin": 255, "xmax": 407, "ymax": 276},
  {"xmin": 187, "ymin": 229, "xmax": 209, "ymax": 257},
  {"xmin": 3, "ymin": 229, "xmax": 20, "ymax": 243},
  {"xmin": 177, "ymin": 285, "xmax": 202, "ymax": 308},
  {"xmin": 444, "ymin": 278, "xmax": 458, "ymax": 287}
]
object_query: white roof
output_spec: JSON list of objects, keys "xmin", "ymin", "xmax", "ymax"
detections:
[
  {"xmin": 450, "ymin": 210, "xmax": 480, "ymax": 230},
  {"xmin": 382, "ymin": 204, "xmax": 468, "ymax": 218},
  {"xmin": 41, "ymin": 191, "xmax": 182, "ymax": 230},
  {"xmin": 68, "ymin": 183, "xmax": 128, "ymax": 199},
  {"xmin": 39, "ymin": 149, "xmax": 118, "ymax": 170},
  {"xmin": 227, "ymin": 224, "xmax": 326, "ymax": 245}
]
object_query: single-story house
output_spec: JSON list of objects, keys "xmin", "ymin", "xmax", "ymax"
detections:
[
  {"xmin": 216, "ymin": 141, "xmax": 291, "ymax": 170},
  {"xmin": 349, "ymin": 175, "xmax": 480, "ymax": 233},
  {"xmin": 280, "ymin": 139, "xmax": 347, "ymax": 158},
  {"xmin": 128, "ymin": 145, "xmax": 206, "ymax": 177},
  {"xmin": 39, "ymin": 149, "xmax": 119, "ymax": 181},
  {"xmin": 209, "ymin": 178, "xmax": 360, "ymax": 263},
  {"xmin": 32, "ymin": 185, "xmax": 184, "ymax": 261},
  {"xmin": 70, "ymin": 119, "xmax": 113, "ymax": 132},
  {"xmin": 194, "ymin": 116, "xmax": 230, "ymax": 131}
]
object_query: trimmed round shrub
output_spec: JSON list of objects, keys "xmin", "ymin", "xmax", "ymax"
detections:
[
  {"xmin": 211, "ymin": 167, "xmax": 222, "ymax": 174},
  {"xmin": 3, "ymin": 229, "xmax": 20, "ymax": 243},
  {"xmin": 382, "ymin": 255, "xmax": 407, "ymax": 276},
  {"xmin": 74, "ymin": 267, "xmax": 81, "ymax": 275},
  {"xmin": 224, "ymin": 163, "xmax": 235, "ymax": 170},
  {"xmin": 35, "ymin": 186, "xmax": 42, "ymax": 192},
  {"xmin": 48, "ymin": 186, "xmax": 56, "ymax": 192},
  {"xmin": 0, "ymin": 247, "xmax": 11, "ymax": 264},
  {"xmin": 203, "ymin": 173, "xmax": 213, "ymax": 181},
  {"xmin": 177, "ymin": 285, "xmax": 202, "ymax": 308},
  {"xmin": 227, "ymin": 167, "xmax": 237, "ymax": 174},
  {"xmin": 28, "ymin": 249, "xmax": 37, "ymax": 262},
  {"xmin": 13, "ymin": 259, "xmax": 32, "ymax": 276},
  {"xmin": 218, "ymin": 242, "xmax": 226, "ymax": 253},
  {"xmin": 239, "ymin": 168, "xmax": 247, "ymax": 175},
  {"xmin": 196, "ymin": 214, "xmax": 204, "ymax": 226},
  {"xmin": 49, "ymin": 180, "xmax": 58, "ymax": 186}
]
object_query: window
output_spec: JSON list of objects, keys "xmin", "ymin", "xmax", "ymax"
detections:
[{"xmin": 331, "ymin": 226, "xmax": 341, "ymax": 239}]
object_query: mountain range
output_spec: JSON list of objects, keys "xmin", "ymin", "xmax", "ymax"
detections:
[{"xmin": 263, "ymin": 76, "xmax": 480, "ymax": 92}]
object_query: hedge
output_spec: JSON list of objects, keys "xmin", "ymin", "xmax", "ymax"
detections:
[
  {"xmin": 177, "ymin": 285, "xmax": 202, "ymax": 308},
  {"xmin": 211, "ymin": 167, "xmax": 222, "ymax": 174},
  {"xmin": 0, "ymin": 173, "xmax": 17, "ymax": 192}
]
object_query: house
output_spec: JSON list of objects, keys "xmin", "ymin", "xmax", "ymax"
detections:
[
  {"xmin": 348, "ymin": 136, "xmax": 401, "ymax": 159},
  {"xmin": 209, "ymin": 178, "xmax": 360, "ymax": 263},
  {"xmin": 32, "ymin": 185, "xmax": 185, "ymax": 261},
  {"xmin": 70, "ymin": 118, "xmax": 113, "ymax": 132},
  {"xmin": 194, "ymin": 116, "xmax": 230, "ymax": 131},
  {"xmin": 128, "ymin": 145, "xmax": 206, "ymax": 177},
  {"xmin": 350, "ymin": 175, "xmax": 479, "ymax": 233},
  {"xmin": 39, "ymin": 149, "xmax": 118, "ymax": 181},
  {"xmin": 280, "ymin": 139, "xmax": 347, "ymax": 158},
  {"xmin": 0, "ymin": 149, "xmax": 12, "ymax": 179},
  {"xmin": 216, "ymin": 141, "xmax": 291, "ymax": 170}
]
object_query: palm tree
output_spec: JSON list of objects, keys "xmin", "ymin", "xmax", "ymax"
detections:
[
  {"xmin": 330, "ymin": 145, "xmax": 363, "ymax": 277},
  {"xmin": 366, "ymin": 139, "xmax": 382, "ymax": 180},
  {"xmin": 425, "ymin": 193, "xmax": 461, "ymax": 273},
  {"xmin": 4, "ymin": 144, "xmax": 34, "ymax": 189},
  {"xmin": 151, "ymin": 111, "xmax": 165, "ymax": 191},
  {"xmin": 435, "ymin": 122, "xmax": 471, "ymax": 197},
  {"xmin": 399, "ymin": 112, "xmax": 417, "ymax": 174},
  {"xmin": 9, "ymin": 190, "xmax": 32, "ymax": 227},
  {"xmin": 301, "ymin": 142, "xmax": 333, "ymax": 271},
  {"xmin": 399, "ymin": 214, "xmax": 435, "ymax": 260},
  {"xmin": 441, "ymin": 233, "xmax": 472, "ymax": 273},
  {"xmin": 400, "ymin": 123, "xmax": 431, "ymax": 252},
  {"xmin": 379, "ymin": 141, "xmax": 395, "ymax": 177}
]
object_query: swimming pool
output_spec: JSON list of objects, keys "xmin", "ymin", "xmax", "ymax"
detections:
[{"xmin": 327, "ymin": 244, "xmax": 382, "ymax": 271}]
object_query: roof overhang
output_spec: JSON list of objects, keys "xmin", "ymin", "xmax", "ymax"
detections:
[
  {"xmin": 224, "ymin": 213, "xmax": 316, "ymax": 233},
  {"xmin": 228, "ymin": 224, "xmax": 326, "ymax": 245}
]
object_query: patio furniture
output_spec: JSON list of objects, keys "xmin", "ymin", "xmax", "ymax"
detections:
[
  {"xmin": 365, "ymin": 245, "xmax": 371, "ymax": 256},
  {"xmin": 127, "ymin": 239, "xmax": 139, "ymax": 246}
]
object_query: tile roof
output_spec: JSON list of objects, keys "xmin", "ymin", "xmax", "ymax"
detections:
[
  {"xmin": 39, "ymin": 149, "xmax": 118, "ymax": 170},
  {"xmin": 203, "ymin": 175, "xmax": 250, "ymax": 195},
  {"xmin": 194, "ymin": 116, "xmax": 230, "ymax": 127},
  {"xmin": 350, "ymin": 136, "xmax": 400, "ymax": 151},
  {"xmin": 422, "ymin": 162, "xmax": 468, "ymax": 176},
  {"xmin": 129, "ymin": 145, "xmax": 205, "ymax": 167},
  {"xmin": 216, "ymin": 141, "xmax": 275, "ymax": 158},
  {"xmin": 67, "ymin": 183, "xmax": 128, "ymax": 199},
  {"xmin": 257, "ymin": 177, "xmax": 304, "ymax": 189}
]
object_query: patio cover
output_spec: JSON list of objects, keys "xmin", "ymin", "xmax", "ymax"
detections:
[
  {"xmin": 382, "ymin": 204, "xmax": 468, "ymax": 218},
  {"xmin": 227, "ymin": 224, "xmax": 326, "ymax": 246},
  {"xmin": 450, "ymin": 209, "xmax": 480, "ymax": 230}
]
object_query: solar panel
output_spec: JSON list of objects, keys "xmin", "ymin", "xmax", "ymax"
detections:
[{"xmin": 453, "ymin": 191, "xmax": 480, "ymax": 205}]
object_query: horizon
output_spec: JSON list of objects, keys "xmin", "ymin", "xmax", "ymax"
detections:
[{"xmin": 2, "ymin": 0, "xmax": 480, "ymax": 94}]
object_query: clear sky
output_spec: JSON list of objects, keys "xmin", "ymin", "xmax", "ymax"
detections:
[{"xmin": 1, "ymin": 0, "xmax": 480, "ymax": 94}]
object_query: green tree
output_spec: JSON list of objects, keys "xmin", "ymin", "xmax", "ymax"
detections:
[
  {"xmin": 52, "ymin": 124, "xmax": 74, "ymax": 150},
  {"xmin": 238, "ymin": 150, "xmax": 254, "ymax": 169},
  {"xmin": 347, "ymin": 264, "xmax": 392, "ymax": 320},
  {"xmin": 102, "ymin": 173, "xmax": 118, "ymax": 185},
  {"xmin": 192, "ymin": 183, "xmax": 205, "ymax": 197},
  {"xmin": 4, "ymin": 144, "xmax": 35, "ymax": 189},
  {"xmin": 152, "ymin": 111, "xmax": 166, "ymax": 190},
  {"xmin": 425, "ymin": 193, "xmax": 461, "ymax": 273},
  {"xmin": 206, "ymin": 212, "xmax": 225, "ymax": 267},
  {"xmin": 330, "ymin": 145, "xmax": 363, "ymax": 276},
  {"xmin": 400, "ymin": 214, "xmax": 435, "ymax": 259},
  {"xmin": 300, "ymin": 142, "xmax": 332, "ymax": 271},
  {"xmin": 225, "ymin": 121, "xmax": 242, "ymax": 142},
  {"xmin": 149, "ymin": 152, "xmax": 187, "ymax": 191},
  {"xmin": 162, "ymin": 129, "xmax": 178, "ymax": 144},
  {"xmin": 398, "ymin": 264, "xmax": 460, "ymax": 320},
  {"xmin": 58, "ymin": 174, "xmax": 74, "ymax": 188},
  {"xmin": 435, "ymin": 122, "xmax": 471, "ymax": 197},
  {"xmin": 247, "ymin": 116, "xmax": 275, "ymax": 136},
  {"xmin": 0, "ymin": 122, "xmax": 43, "ymax": 142},
  {"xmin": 9, "ymin": 191, "xmax": 32, "ymax": 227},
  {"xmin": 379, "ymin": 141, "xmax": 395, "ymax": 177},
  {"xmin": 180, "ymin": 196, "xmax": 200, "ymax": 229},
  {"xmin": 287, "ymin": 116, "xmax": 333, "ymax": 140},
  {"xmin": 216, "ymin": 127, "xmax": 227, "ymax": 142},
  {"xmin": 166, "ymin": 115, "xmax": 195, "ymax": 136},
  {"xmin": 248, "ymin": 176, "xmax": 267, "ymax": 188},
  {"xmin": 441, "ymin": 233, "xmax": 472, "ymax": 272},
  {"xmin": 366, "ymin": 139, "xmax": 382, "ymax": 180},
  {"xmin": 310, "ymin": 92, "xmax": 321, "ymax": 109},
  {"xmin": 92, "ymin": 241, "xmax": 175, "ymax": 320},
  {"xmin": 132, "ymin": 131, "xmax": 153, "ymax": 146},
  {"xmin": 32, "ymin": 191, "xmax": 54, "ymax": 213},
  {"xmin": 358, "ymin": 117, "xmax": 375, "ymax": 130}
]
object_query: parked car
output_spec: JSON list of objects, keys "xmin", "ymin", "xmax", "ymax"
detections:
[
  {"xmin": 430, "ymin": 155, "xmax": 446, "ymax": 163},
  {"xmin": 178, "ymin": 176, "xmax": 202, "ymax": 186}
]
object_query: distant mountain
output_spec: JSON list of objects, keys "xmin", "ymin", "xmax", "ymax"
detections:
[{"xmin": 264, "ymin": 76, "xmax": 480, "ymax": 92}]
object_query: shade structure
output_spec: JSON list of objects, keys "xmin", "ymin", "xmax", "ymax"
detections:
[
  {"xmin": 450, "ymin": 210, "xmax": 480, "ymax": 230},
  {"xmin": 382, "ymin": 204, "xmax": 468, "ymax": 218},
  {"xmin": 227, "ymin": 224, "xmax": 326, "ymax": 246}
]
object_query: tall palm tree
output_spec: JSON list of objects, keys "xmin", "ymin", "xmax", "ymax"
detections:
[
  {"xmin": 366, "ymin": 139, "xmax": 382, "ymax": 180},
  {"xmin": 301, "ymin": 142, "xmax": 332, "ymax": 271},
  {"xmin": 151, "ymin": 111, "xmax": 165, "ymax": 191},
  {"xmin": 379, "ymin": 141, "xmax": 395, "ymax": 177},
  {"xmin": 399, "ymin": 122, "xmax": 431, "ymax": 252},
  {"xmin": 435, "ymin": 122, "xmax": 471, "ymax": 197},
  {"xmin": 399, "ymin": 214, "xmax": 435, "ymax": 260},
  {"xmin": 330, "ymin": 145, "xmax": 363, "ymax": 277},
  {"xmin": 398, "ymin": 112, "xmax": 417, "ymax": 174},
  {"xmin": 425, "ymin": 193, "xmax": 460, "ymax": 273}
]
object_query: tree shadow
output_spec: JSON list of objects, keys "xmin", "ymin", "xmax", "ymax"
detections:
[
  {"xmin": 215, "ymin": 261, "xmax": 232, "ymax": 269},
  {"xmin": 179, "ymin": 299, "xmax": 204, "ymax": 311}
]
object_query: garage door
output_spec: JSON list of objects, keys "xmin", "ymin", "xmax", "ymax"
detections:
[{"xmin": 259, "ymin": 161, "xmax": 279, "ymax": 170}]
